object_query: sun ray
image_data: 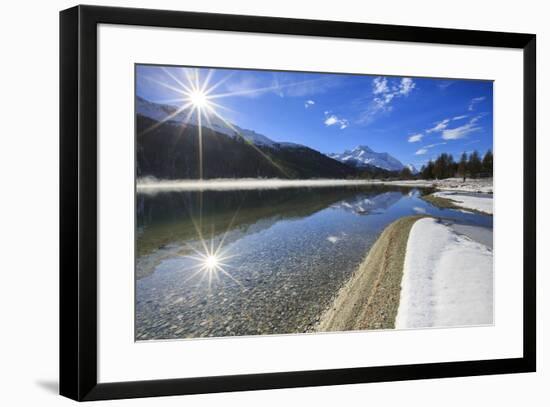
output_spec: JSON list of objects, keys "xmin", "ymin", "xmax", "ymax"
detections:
[
  {"xmin": 200, "ymin": 69, "xmax": 215, "ymax": 94},
  {"xmin": 139, "ymin": 102, "xmax": 195, "ymax": 135},
  {"xmin": 180, "ymin": 235, "xmax": 240, "ymax": 289},
  {"xmin": 201, "ymin": 108, "xmax": 215, "ymax": 130},
  {"xmin": 207, "ymin": 77, "xmax": 325, "ymax": 100},
  {"xmin": 186, "ymin": 215, "xmax": 212, "ymax": 256},
  {"xmin": 144, "ymin": 75, "xmax": 188, "ymax": 97},
  {"xmin": 207, "ymin": 100, "xmax": 237, "ymax": 114},
  {"xmin": 194, "ymin": 68, "xmax": 201, "ymax": 93},
  {"xmin": 202, "ymin": 71, "xmax": 235, "ymax": 96},
  {"xmin": 161, "ymin": 67, "xmax": 194, "ymax": 95},
  {"xmin": 207, "ymin": 84, "xmax": 282, "ymax": 100},
  {"xmin": 197, "ymin": 109, "xmax": 204, "ymax": 179},
  {"xmin": 182, "ymin": 68, "xmax": 199, "ymax": 92},
  {"xmin": 214, "ymin": 198, "xmax": 244, "ymax": 256},
  {"xmin": 204, "ymin": 104, "xmax": 290, "ymax": 177},
  {"xmin": 152, "ymin": 97, "xmax": 188, "ymax": 105}
]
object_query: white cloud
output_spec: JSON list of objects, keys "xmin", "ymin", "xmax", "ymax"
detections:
[
  {"xmin": 442, "ymin": 116, "xmax": 482, "ymax": 140},
  {"xmin": 426, "ymin": 118, "xmax": 450, "ymax": 133},
  {"xmin": 438, "ymin": 81, "xmax": 455, "ymax": 90},
  {"xmin": 468, "ymin": 96, "xmax": 486, "ymax": 111},
  {"xmin": 304, "ymin": 100, "xmax": 315, "ymax": 108},
  {"xmin": 464, "ymin": 139, "xmax": 481, "ymax": 145},
  {"xmin": 408, "ymin": 134, "xmax": 423, "ymax": 143},
  {"xmin": 426, "ymin": 112, "xmax": 485, "ymax": 140},
  {"xmin": 427, "ymin": 115, "xmax": 471, "ymax": 133},
  {"xmin": 359, "ymin": 76, "xmax": 416, "ymax": 124},
  {"xmin": 373, "ymin": 93, "xmax": 395, "ymax": 111},
  {"xmin": 442, "ymin": 124, "xmax": 480, "ymax": 140},
  {"xmin": 324, "ymin": 112, "xmax": 349, "ymax": 130},
  {"xmin": 399, "ymin": 78, "xmax": 416, "ymax": 95},
  {"xmin": 425, "ymin": 114, "xmax": 484, "ymax": 140},
  {"xmin": 415, "ymin": 141, "xmax": 447, "ymax": 155},
  {"xmin": 324, "ymin": 115, "xmax": 338, "ymax": 126},
  {"xmin": 373, "ymin": 77, "xmax": 389, "ymax": 94},
  {"xmin": 425, "ymin": 142, "xmax": 447, "ymax": 148}
]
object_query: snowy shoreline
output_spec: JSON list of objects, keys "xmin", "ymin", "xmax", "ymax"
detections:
[
  {"xmin": 375, "ymin": 177, "xmax": 493, "ymax": 194},
  {"xmin": 432, "ymin": 191, "xmax": 493, "ymax": 215},
  {"xmin": 316, "ymin": 214, "xmax": 493, "ymax": 332},
  {"xmin": 396, "ymin": 218, "xmax": 493, "ymax": 329}
]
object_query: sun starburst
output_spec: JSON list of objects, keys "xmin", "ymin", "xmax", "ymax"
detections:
[
  {"xmin": 188, "ymin": 89, "xmax": 209, "ymax": 108},
  {"xmin": 181, "ymin": 236, "xmax": 241, "ymax": 291},
  {"xmin": 140, "ymin": 67, "xmax": 319, "ymax": 178}
]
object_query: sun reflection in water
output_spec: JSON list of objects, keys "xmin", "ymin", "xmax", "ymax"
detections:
[
  {"xmin": 204, "ymin": 254, "xmax": 219, "ymax": 270},
  {"xmin": 181, "ymin": 236, "xmax": 242, "ymax": 291}
]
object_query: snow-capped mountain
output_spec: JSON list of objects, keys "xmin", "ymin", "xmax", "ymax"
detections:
[
  {"xmin": 406, "ymin": 164, "xmax": 418, "ymax": 174},
  {"xmin": 137, "ymin": 96, "xmax": 287, "ymax": 148},
  {"xmin": 232, "ymin": 126, "xmax": 278, "ymax": 147},
  {"xmin": 328, "ymin": 145, "xmax": 405, "ymax": 172}
]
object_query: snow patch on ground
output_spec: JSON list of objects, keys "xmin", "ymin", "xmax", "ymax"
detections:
[
  {"xmin": 433, "ymin": 191, "xmax": 493, "ymax": 214},
  {"xmin": 395, "ymin": 218, "xmax": 493, "ymax": 329},
  {"xmin": 379, "ymin": 177, "xmax": 493, "ymax": 194}
]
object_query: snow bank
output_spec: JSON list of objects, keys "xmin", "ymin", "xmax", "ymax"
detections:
[
  {"xmin": 433, "ymin": 191, "xmax": 493, "ymax": 214},
  {"xmin": 380, "ymin": 177, "xmax": 493, "ymax": 194},
  {"xmin": 395, "ymin": 218, "xmax": 493, "ymax": 329}
]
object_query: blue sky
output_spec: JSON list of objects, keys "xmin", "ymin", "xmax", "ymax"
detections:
[{"xmin": 136, "ymin": 65, "xmax": 493, "ymax": 168}]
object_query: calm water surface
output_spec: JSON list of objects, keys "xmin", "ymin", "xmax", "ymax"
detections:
[{"xmin": 135, "ymin": 185, "xmax": 492, "ymax": 340}]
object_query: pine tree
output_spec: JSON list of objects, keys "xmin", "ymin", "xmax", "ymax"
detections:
[
  {"xmin": 400, "ymin": 166, "xmax": 413, "ymax": 180},
  {"xmin": 468, "ymin": 150, "xmax": 482, "ymax": 178},
  {"xmin": 421, "ymin": 160, "xmax": 435, "ymax": 179},
  {"xmin": 447, "ymin": 154, "xmax": 456, "ymax": 178},
  {"xmin": 482, "ymin": 149, "xmax": 493, "ymax": 177},
  {"xmin": 457, "ymin": 152, "xmax": 468, "ymax": 181},
  {"xmin": 433, "ymin": 154, "xmax": 443, "ymax": 179}
]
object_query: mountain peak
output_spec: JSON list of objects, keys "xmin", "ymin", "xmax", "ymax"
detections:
[
  {"xmin": 353, "ymin": 145, "xmax": 374, "ymax": 153},
  {"xmin": 406, "ymin": 164, "xmax": 419, "ymax": 174},
  {"xmin": 330, "ymin": 146, "xmax": 404, "ymax": 172}
]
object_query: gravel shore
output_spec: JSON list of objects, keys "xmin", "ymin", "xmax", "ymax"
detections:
[{"xmin": 316, "ymin": 215, "xmax": 424, "ymax": 332}]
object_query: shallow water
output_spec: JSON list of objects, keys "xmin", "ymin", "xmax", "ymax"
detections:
[{"xmin": 135, "ymin": 185, "xmax": 492, "ymax": 340}]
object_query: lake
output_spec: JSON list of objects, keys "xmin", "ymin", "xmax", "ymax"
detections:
[{"xmin": 135, "ymin": 184, "xmax": 492, "ymax": 340}]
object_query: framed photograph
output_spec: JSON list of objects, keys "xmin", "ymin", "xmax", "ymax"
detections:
[{"xmin": 60, "ymin": 5, "xmax": 536, "ymax": 401}]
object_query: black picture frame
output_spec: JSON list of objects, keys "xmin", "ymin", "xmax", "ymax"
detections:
[{"xmin": 60, "ymin": 4, "xmax": 536, "ymax": 401}]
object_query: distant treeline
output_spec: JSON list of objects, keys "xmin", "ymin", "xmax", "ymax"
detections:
[{"xmin": 402, "ymin": 150, "xmax": 493, "ymax": 180}]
